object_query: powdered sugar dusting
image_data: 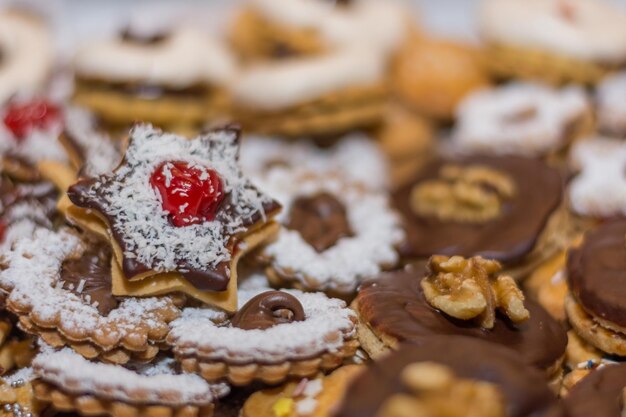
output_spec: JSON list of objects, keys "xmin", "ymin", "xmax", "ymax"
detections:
[
  {"xmin": 255, "ymin": 171, "xmax": 403, "ymax": 293},
  {"xmin": 569, "ymin": 137, "xmax": 626, "ymax": 217},
  {"xmin": 453, "ymin": 82, "xmax": 589, "ymax": 156},
  {"xmin": 241, "ymin": 133, "xmax": 388, "ymax": 191},
  {"xmin": 33, "ymin": 349, "xmax": 229, "ymax": 405},
  {"xmin": 63, "ymin": 106, "xmax": 121, "ymax": 176},
  {"xmin": 74, "ymin": 124, "xmax": 276, "ymax": 274},
  {"xmin": 596, "ymin": 72, "xmax": 626, "ymax": 136},
  {"xmin": 168, "ymin": 287, "xmax": 356, "ymax": 364},
  {"xmin": 0, "ymin": 228, "xmax": 179, "ymax": 340}
]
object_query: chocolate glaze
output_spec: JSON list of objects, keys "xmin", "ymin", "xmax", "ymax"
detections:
[
  {"xmin": 567, "ymin": 220, "xmax": 626, "ymax": 328},
  {"xmin": 335, "ymin": 337, "xmax": 565, "ymax": 417},
  {"xmin": 286, "ymin": 192, "xmax": 352, "ymax": 252},
  {"xmin": 120, "ymin": 27, "xmax": 169, "ymax": 45},
  {"xmin": 357, "ymin": 263, "xmax": 567, "ymax": 370},
  {"xmin": 231, "ymin": 291, "xmax": 305, "ymax": 330},
  {"xmin": 392, "ymin": 156, "xmax": 563, "ymax": 265},
  {"xmin": 61, "ymin": 241, "xmax": 118, "ymax": 316},
  {"xmin": 564, "ymin": 363, "xmax": 626, "ymax": 417},
  {"xmin": 76, "ymin": 78, "xmax": 211, "ymax": 98}
]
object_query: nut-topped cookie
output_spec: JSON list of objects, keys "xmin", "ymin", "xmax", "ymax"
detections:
[
  {"xmin": 66, "ymin": 124, "xmax": 281, "ymax": 311},
  {"xmin": 334, "ymin": 337, "xmax": 565, "ymax": 417},
  {"xmin": 353, "ymin": 257, "xmax": 567, "ymax": 382},
  {"xmin": 393, "ymin": 155, "xmax": 568, "ymax": 278}
]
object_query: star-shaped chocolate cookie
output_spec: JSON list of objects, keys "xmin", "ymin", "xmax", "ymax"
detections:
[{"xmin": 66, "ymin": 124, "xmax": 281, "ymax": 311}]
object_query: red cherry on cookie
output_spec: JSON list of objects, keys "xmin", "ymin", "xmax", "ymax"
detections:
[
  {"xmin": 0, "ymin": 221, "xmax": 6, "ymax": 244},
  {"xmin": 150, "ymin": 161, "xmax": 225, "ymax": 227},
  {"xmin": 3, "ymin": 100, "xmax": 62, "ymax": 140}
]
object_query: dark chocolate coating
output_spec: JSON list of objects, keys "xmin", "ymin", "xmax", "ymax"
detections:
[
  {"xmin": 356, "ymin": 263, "xmax": 567, "ymax": 370},
  {"xmin": 231, "ymin": 291, "xmax": 305, "ymax": 330},
  {"xmin": 392, "ymin": 156, "xmax": 563, "ymax": 265},
  {"xmin": 286, "ymin": 192, "xmax": 353, "ymax": 252},
  {"xmin": 61, "ymin": 241, "xmax": 118, "ymax": 316},
  {"xmin": 567, "ymin": 220, "xmax": 626, "ymax": 327},
  {"xmin": 564, "ymin": 363, "xmax": 626, "ymax": 417},
  {"xmin": 335, "ymin": 337, "xmax": 564, "ymax": 417}
]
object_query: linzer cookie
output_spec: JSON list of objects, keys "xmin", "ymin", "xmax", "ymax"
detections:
[
  {"xmin": 334, "ymin": 337, "xmax": 565, "ymax": 417},
  {"xmin": 32, "ymin": 348, "xmax": 229, "ymax": 417},
  {"xmin": 0, "ymin": 175, "xmax": 58, "ymax": 252},
  {"xmin": 240, "ymin": 133, "xmax": 389, "ymax": 192},
  {"xmin": 566, "ymin": 220, "xmax": 626, "ymax": 357},
  {"xmin": 229, "ymin": 0, "xmax": 410, "ymax": 137},
  {"xmin": 0, "ymin": 98, "xmax": 67, "ymax": 181},
  {"xmin": 0, "ymin": 11, "xmax": 52, "ymax": 104},
  {"xmin": 0, "ymin": 229, "xmax": 181, "ymax": 364},
  {"xmin": 167, "ymin": 287, "xmax": 359, "ymax": 386},
  {"xmin": 353, "ymin": 257, "xmax": 567, "ymax": 383},
  {"xmin": 241, "ymin": 365, "xmax": 363, "ymax": 417},
  {"xmin": 73, "ymin": 28, "xmax": 235, "ymax": 130},
  {"xmin": 66, "ymin": 124, "xmax": 281, "ymax": 311},
  {"xmin": 452, "ymin": 82, "xmax": 592, "ymax": 159},
  {"xmin": 253, "ymin": 171, "xmax": 403, "ymax": 296},
  {"xmin": 481, "ymin": 0, "xmax": 626, "ymax": 85},
  {"xmin": 392, "ymin": 155, "xmax": 569, "ymax": 278}
]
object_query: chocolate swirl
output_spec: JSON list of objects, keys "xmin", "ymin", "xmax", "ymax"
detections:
[
  {"xmin": 231, "ymin": 291, "xmax": 305, "ymax": 330},
  {"xmin": 392, "ymin": 156, "xmax": 563, "ymax": 265},
  {"xmin": 286, "ymin": 192, "xmax": 353, "ymax": 252},
  {"xmin": 335, "ymin": 337, "xmax": 565, "ymax": 417},
  {"xmin": 567, "ymin": 220, "xmax": 626, "ymax": 327},
  {"xmin": 356, "ymin": 263, "xmax": 567, "ymax": 370}
]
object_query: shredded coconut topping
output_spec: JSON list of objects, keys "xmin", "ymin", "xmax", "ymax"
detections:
[
  {"xmin": 255, "ymin": 170, "xmax": 403, "ymax": 293},
  {"xmin": 453, "ymin": 82, "xmax": 589, "ymax": 156},
  {"xmin": 240, "ymin": 133, "xmax": 388, "ymax": 191},
  {"xmin": 63, "ymin": 106, "xmax": 121, "ymax": 176},
  {"xmin": 74, "ymin": 124, "xmax": 276, "ymax": 274},
  {"xmin": 596, "ymin": 72, "xmax": 626, "ymax": 136},
  {"xmin": 0, "ymin": 228, "xmax": 179, "ymax": 341},
  {"xmin": 33, "ymin": 348, "xmax": 229, "ymax": 405},
  {"xmin": 168, "ymin": 287, "xmax": 356, "ymax": 364},
  {"xmin": 0, "ymin": 117, "xmax": 66, "ymax": 166},
  {"xmin": 569, "ymin": 137, "xmax": 626, "ymax": 218}
]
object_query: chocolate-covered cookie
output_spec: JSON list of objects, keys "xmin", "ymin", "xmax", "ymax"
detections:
[
  {"xmin": 393, "ymin": 155, "xmax": 563, "ymax": 267},
  {"xmin": 335, "ymin": 337, "xmax": 564, "ymax": 417},
  {"xmin": 354, "ymin": 262, "xmax": 567, "ymax": 371},
  {"xmin": 564, "ymin": 363, "xmax": 626, "ymax": 417}
]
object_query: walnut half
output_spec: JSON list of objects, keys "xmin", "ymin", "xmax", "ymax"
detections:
[
  {"xmin": 410, "ymin": 164, "xmax": 516, "ymax": 224},
  {"xmin": 421, "ymin": 255, "xmax": 530, "ymax": 329},
  {"xmin": 376, "ymin": 361, "xmax": 506, "ymax": 417}
]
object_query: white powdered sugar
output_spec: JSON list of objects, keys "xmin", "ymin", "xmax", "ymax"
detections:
[
  {"xmin": 240, "ymin": 134, "xmax": 388, "ymax": 191},
  {"xmin": 168, "ymin": 288, "xmax": 356, "ymax": 364},
  {"xmin": 63, "ymin": 106, "xmax": 121, "ymax": 176},
  {"xmin": 569, "ymin": 137, "xmax": 626, "ymax": 217},
  {"xmin": 254, "ymin": 171, "xmax": 402, "ymax": 293},
  {"xmin": 0, "ymin": 228, "xmax": 179, "ymax": 338},
  {"xmin": 596, "ymin": 72, "xmax": 626, "ymax": 136},
  {"xmin": 33, "ymin": 348, "xmax": 229, "ymax": 405},
  {"xmin": 77, "ymin": 124, "xmax": 275, "ymax": 275},
  {"xmin": 452, "ymin": 82, "xmax": 589, "ymax": 156}
]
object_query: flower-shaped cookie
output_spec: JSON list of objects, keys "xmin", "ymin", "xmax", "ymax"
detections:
[
  {"xmin": 0, "ymin": 229, "xmax": 182, "ymax": 364},
  {"xmin": 167, "ymin": 286, "xmax": 359, "ymax": 386},
  {"xmin": 569, "ymin": 137, "xmax": 626, "ymax": 218},
  {"xmin": 254, "ymin": 170, "xmax": 403, "ymax": 295},
  {"xmin": 67, "ymin": 124, "xmax": 281, "ymax": 311}
]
